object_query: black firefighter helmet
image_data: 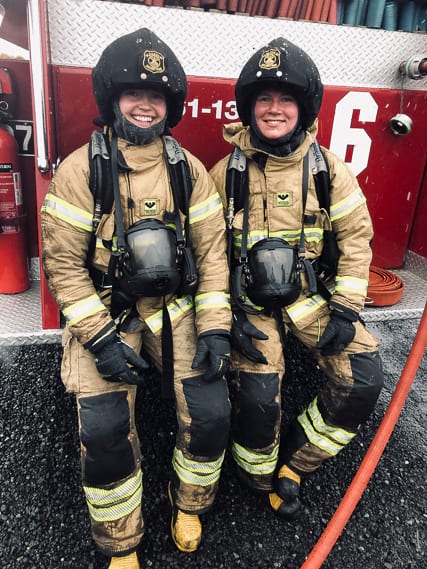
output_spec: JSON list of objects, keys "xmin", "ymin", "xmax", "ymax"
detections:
[
  {"xmin": 235, "ymin": 37, "xmax": 324, "ymax": 130},
  {"xmin": 92, "ymin": 28, "xmax": 187, "ymax": 128}
]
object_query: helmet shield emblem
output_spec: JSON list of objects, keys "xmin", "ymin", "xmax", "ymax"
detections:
[
  {"xmin": 142, "ymin": 50, "xmax": 165, "ymax": 74},
  {"xmin": 259, "ymin": 48, "xmax": 281, "ymax": 70}
]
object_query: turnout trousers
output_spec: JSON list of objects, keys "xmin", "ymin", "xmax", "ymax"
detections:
[
  {"xmin": 60, "ymin": 306, "xmax": 231, "ymax": 557},
  {"xmin": 230, "ymin": 310, "xmax": 384, "ymax": 492}
]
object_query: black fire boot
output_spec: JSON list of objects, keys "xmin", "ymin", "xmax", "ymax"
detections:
[{"xmin": 268, "ymin": 464, "xmax": 302, "ymax": 520}]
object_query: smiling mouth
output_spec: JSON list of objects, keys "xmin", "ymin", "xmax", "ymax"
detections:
[
  {"xmin": 132, "ymin": 115, "xmax": 154, "ymax": 125},
  {"xmin": 264, "ymin": 119, "xmax": 284, "ymax": 126}
]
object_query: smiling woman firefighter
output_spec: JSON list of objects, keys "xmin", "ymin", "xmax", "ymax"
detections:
[
  {"xmin": 40, "ymin": 28, "xmax": 231, "ymax": 568},
  {"xmin": 210, "ymin": 38, "xmax": 384, "ymax": 520}
]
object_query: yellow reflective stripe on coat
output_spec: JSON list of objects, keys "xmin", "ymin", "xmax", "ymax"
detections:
[
  {"xmin": 330, "ymin": 188, "xmax": 366, "ymax": 222},
  {"xmin": 188, "ymin": 193, "xmax": 223, "ymax": 224},
  {"xmin": 231, "ymin": 440, "xmax": 278, "ymax": 475},
  {"xmin": 172, "ymin": 448, "xmax": 225, "ymax": 486},
  {"xmin": 145, "ymin": 295, "xmax": 194, "ymax": 334},
  {"xmin": 286, "ymin": 294, "xmax": 327, "ymax": 324},
  {"xmin": 297, "ymin": 398, "xmax": 356, "ymax": 456},
  {"xmin": 62, "ymin": 294, "xmax": 105, "ymax": 325},
  {"xmin": 239, "ymin": 296, "xmax": 264, "ymax": 313},
  {"xmin": 95, "ymin": 237, "xmax": 108, "ymax": 249},
  {"xmin": 233, "ymin": 230, "xmax": 266, "ymax": 250},
  {"xmin": 268, "ymin": 229, "xmax": 300, "ymax": 243},
  {"xmin": 110, "ymin": 236, "xmax": 119, "ymax": 252},
  {"xmin": 41, "ymin": 192, "xmax": 93, "ymax": 232},
  {"xmin": 234, "ymin": 227, "xmax": 323, "ymax": 249},
  {"xmin": 83, "ymin": 470, "xmax": 142, "ymax": 522},
  {"xmin": 335, "ymin": 275, "xmax": 368, "ymax": 296},
  {"xmin": 301, "ymin": 227, "xmax": 324, "ymax": 243},
  {"xmin": 270, "ymin": 228, "xmax": 324, "ymax": 244},
  {"xmin": 194, "ymin": 291, "xmax": 231, "ymax": 314}
]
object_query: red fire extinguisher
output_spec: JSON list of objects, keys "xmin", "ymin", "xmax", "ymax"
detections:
[{"xmin": 0, "ymin": 67, "xmax": 29, "ymax": 294}]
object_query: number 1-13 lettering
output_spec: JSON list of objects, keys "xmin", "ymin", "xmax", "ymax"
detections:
[{"xmin": 184, "ymin": 98, "xmax": 238, "ymax": 121}]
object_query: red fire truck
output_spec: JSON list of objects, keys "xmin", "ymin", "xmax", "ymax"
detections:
[{"xmin": 0, "ymin": 0, "xmax": 426, "ymax": 338}]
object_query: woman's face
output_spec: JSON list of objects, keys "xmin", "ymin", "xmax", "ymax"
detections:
[
  {"xmin": 253, "ymin": 88, "xmax": 299, "ymax": 139},
  {"xmin": 119, "ymin": 88, "xmax": 167, "ymax": 128}
]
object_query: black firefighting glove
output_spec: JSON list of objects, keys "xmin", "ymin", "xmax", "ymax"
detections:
[
  {"xmin": 192, "ymin": 331, "xmax": 231, "ymax": 381},
  {"xmin": 316, "ymin": 301, "xmax": 358, "ymax": 356},
  {"xmin": 85, "ymin": 323, "xmax": 149, "ymax": 386},
  {"xmin": 231, "ymin": 309, "xmax": 269, "ymax": 365}
]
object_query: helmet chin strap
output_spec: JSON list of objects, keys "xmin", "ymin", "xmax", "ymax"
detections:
[
  {"xmin": 112, "ymin": 99, "xmax": 168, "ymax": 145},
  {"xmin": 249, "ymin": 123, "xmax": 305, "ymax": 157}
]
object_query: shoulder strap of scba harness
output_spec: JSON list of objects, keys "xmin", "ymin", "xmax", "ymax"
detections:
[
  {"xmin": 88, "ymin": 130, "xmax": 193, "ymax": 228},
  {"xmin": 226, "ymin": 141, "xmax": 338, "ymax": 298}
]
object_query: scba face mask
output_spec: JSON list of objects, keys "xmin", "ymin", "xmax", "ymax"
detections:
[
  {"xmin": 245, "ymin": 238, "xmax": 302, "ymax": 309},
  {"xmin": 117, "ymin": 219, "xmax": 181, "ymax": 298}
]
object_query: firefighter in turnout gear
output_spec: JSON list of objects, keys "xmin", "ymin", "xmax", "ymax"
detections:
[
  {"xmin": 210, "ymin": 37, "xmax": 384, "ymax": 519},
  {"xmin": 41, "ymin": 28, "xmax": 231, "ymax": 567}
]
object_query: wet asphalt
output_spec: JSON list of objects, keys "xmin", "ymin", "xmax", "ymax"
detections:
[{"xmin": 0, "ymin": 318, "xmax": 425, "ymax": 569}]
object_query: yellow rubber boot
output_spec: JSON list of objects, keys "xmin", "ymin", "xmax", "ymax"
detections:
[
  {"xmin": 108, "ymin": 551, "xmax": 140, "ymax": 569},
  {"xmin": 268, "ymin": 464, "xmax": 302, "ymax": 520},
  {"xmin": 168, "ymin": 482, "xmax": 202, "ymax": 552}
]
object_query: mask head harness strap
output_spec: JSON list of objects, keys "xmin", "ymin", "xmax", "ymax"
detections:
[
  {"xmin": 110, "ymin": 132, "xmax": 130, "ymax": 269},
  {"xmin": 300, "ymin": 154, "xmax": 318, "ymax": 296},
  {"xmin": 226, "ymin": 147, "xmax": 247, "ymax": 263},
  {"xmin": 163, "ymin": 136, "xmax": 198, "ymax": 296}
]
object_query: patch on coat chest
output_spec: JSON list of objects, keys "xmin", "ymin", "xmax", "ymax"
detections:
[
  {"xmin": 275, "ymin": 192, "xmax": 292, "ymax": 207},
  {"xmin": 143, "ymin": 199, "xmax": 159, "ymax": 216}
]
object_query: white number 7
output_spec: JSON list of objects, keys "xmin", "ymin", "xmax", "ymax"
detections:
[{"xmin": 16, "ymin": 123, "xmax": 33, "ymax": 153}]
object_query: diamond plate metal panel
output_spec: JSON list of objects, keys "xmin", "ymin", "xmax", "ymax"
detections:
[
  {"xmin": 0, "ymin": 281, "xmax": 61, "ymax": 346},
  {"xmin": 47, "ymin": 0, "xmax": 427, "ymax": 90},
  {"xmin": 406, "ymin": 250, "xmax": 427, "ymax": 280}
]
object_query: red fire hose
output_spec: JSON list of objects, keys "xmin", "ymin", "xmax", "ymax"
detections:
[{"xmin": 300, "ymin": 300, "xmax": 427, "ymax": 569}]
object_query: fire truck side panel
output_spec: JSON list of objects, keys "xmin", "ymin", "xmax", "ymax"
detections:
[{"xmin": 53, "ymin": 65, "xmax": 427, "ymax": 268}]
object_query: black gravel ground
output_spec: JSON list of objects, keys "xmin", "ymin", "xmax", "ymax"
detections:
[{"xmin": 1, "ymin": 318, "xmax": 425, "ymax": 569}]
